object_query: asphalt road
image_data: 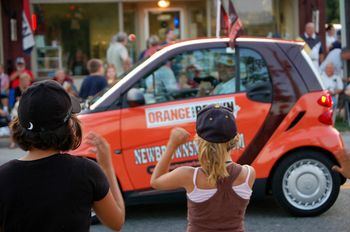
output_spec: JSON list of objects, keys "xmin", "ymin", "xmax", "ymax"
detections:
[{"xmin": 1, "ymin": 134, "xmax": 350, "ymax": 232}]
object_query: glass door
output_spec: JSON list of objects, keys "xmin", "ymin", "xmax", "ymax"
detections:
[{"xmin": 145, "ymin": 8, "xmax": 184, "ymax": 43}]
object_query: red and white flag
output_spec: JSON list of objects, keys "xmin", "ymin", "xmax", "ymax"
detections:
[
  {"xmin": 227, "ymin": 0, "xmax": 242, "ymax": 46},
  {"xmin": 216, "ymin": 0, "xmax": 242, "ymax": 46},
  {"xmin": 22, "ymin": 0, "xmax": 35, "ymax": 53}
]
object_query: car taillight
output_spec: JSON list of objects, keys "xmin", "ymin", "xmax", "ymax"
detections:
[
  {"xmin": 317, "ymin": 94, "xmax": 333, "ymax": 107},
  {"xmin": 317, "ymin": 94, "xmax": 334, "ymax": 125},
  {"xmin": 318, "ymin": 110, "xmax": 333, "ymax": 125}
]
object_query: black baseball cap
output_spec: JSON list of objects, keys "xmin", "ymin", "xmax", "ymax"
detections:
[
  {"xmin": 196, "ymin": 104, "xmax": 237, "ymax": 143},
  {"xmin": 18, "ymin": 80, "xmax": 81, "ymax": 132}
]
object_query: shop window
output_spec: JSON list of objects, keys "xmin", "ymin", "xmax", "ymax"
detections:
[{"xmin": 33, "ymin": 3, "xmax": 120, "ymax": 77}]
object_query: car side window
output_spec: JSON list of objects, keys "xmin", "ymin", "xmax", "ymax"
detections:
[
  {"xmin": 126, "ymin": 47, "xmax": 243, "ymax": 106},
  {"xmin": 239, "ymin": 48, "xmax": 271, "ymax": 92}
]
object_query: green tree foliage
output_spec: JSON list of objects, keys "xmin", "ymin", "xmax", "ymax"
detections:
[{"xmin": 326, "ymin": 0, "xmax": 340, "ymax": 24}]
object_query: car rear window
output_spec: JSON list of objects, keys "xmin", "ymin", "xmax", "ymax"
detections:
[{"xmin": 301, "ymin": 50, "xmax": 325, "ymax": 90}]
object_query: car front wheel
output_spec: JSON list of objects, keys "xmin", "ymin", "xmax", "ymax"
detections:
[{"xmin": 272, "ymin": 151, "xmax": 341, "ymax": 216}]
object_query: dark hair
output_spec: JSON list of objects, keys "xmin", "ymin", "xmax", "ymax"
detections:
[
  {"xmin": 326, "ymin": 24, "xmax": 334, "ymax": 31},
  {"xmin": 10, "ymin": 115, "xmax": 82, "ymax": 151},
  {"xmin": 87, "ymin": 59, "xmax": 103, "ymax": 74}
]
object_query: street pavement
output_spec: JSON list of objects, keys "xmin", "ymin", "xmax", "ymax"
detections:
[{"xmin": 0, "ymin": 132, "xmax": 350, "ymax": 232}]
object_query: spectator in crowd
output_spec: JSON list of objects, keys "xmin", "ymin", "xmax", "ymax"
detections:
[
  {"xmin": 8, "ymin": 73, "xmax": 32, "ymax": 148},
  {"xmin": 0, "ymin": 103, "xmax": 10, "ymax": 137},
  {"xmin": 320, "ymin": 63, "xmax": 343, "ymax": 121},
  {"xmin": 320, "ymin": 49, "xmax": 342, "ymax": 76},
  {"xmin": 320, "ymin": 31, "xmax": 342, "ymax": 76},
  {"xmin": 0, "ymin": 64, "xmax": 9, "ymax": 113},
  {"xmin": 320, "ymin": 31, "xmax": 343, "ymax": 76},
  {"xmin": 0, "ymin": 80, "xmax": 125, "ymax": 231},
  {"xmin": 79, "ymin": 59, "xmax": 108, "ymax": 100},
  {"xmin": 325, "ymin": 24, "xmax": 337, "ymax": 52},
  {"xmin": 9, "ymin": 57, "xmax": 34, "ymax": 89},
  {"xmin": 151, "ymin": 105, "xmax": 255, "ymax": 232},
  {"xmin": 138, "ymin": 37, "xmax": 151, "ymax": 61},
  {"xmin": 300, "ymin": 22, "xmax": 324, "ymax": 70},
  {"xmin": 107, "ymin": 32, "xmax": 131, "ymax": 77},
  {"xmin": 14, "ymin": 73, "xmax": 31, "ymax": 102},
  {"xmin": 69, "ymin": 49, "xmax": 89, "ymax": 76},
  {"xmin": 329, "ymin": 30, "xmax": 342, "ymax": 52},
  {"xmin": 161, "ymin": 29, "xmax": 177, "ymax": 45},
  {"xmin": 143, "ymin": 35, "xmax": 160, "ymax": 58},
  {"xmin": 105, "ymin": 64, "xmax": 119, "ymax": 87},
  {"xmin": 9, "ymin": 57, "xmax": 34, "ymax": 108},
  {"xmin": 53, "ymin": 68, "xmax": 78, "ymax": 97}
]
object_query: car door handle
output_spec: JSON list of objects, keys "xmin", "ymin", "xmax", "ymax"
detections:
[{"xmin": 114, "ymin": 149, "xmax": 122, "ymax": 155}]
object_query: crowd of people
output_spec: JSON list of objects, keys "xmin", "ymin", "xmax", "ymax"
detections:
[
  {"xmin": 300, "ymin": 22, "xmax": 350, "ymax": 122},
  {"xmin": 0, "ymin": 30, "xmax": 176, "ymax": 143}
]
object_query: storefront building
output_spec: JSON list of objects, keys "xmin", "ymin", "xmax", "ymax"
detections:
[{"xmin": 0, "ymin": 0, "xmax": 325, "ymax": 78}]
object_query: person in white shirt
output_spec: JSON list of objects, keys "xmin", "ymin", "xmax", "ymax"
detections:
[
  {"xmin": 319, "ymin": 48, "xmax": 342, "ymax": 76},
  {"xmin": 107, "ymin": 32, "xmax": 131, "ymax": 77},
  {"xmin": 325, "ymin": 24, "xmax": 336, "ymax": 52},
  {"xmin": 320, "ymin": 63, "xmax": 343, "ymax": 121}
]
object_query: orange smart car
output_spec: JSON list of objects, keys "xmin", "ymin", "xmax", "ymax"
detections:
[{"xmin": 72, "ymin": 37, "xmax": 345, "ymax": 216}]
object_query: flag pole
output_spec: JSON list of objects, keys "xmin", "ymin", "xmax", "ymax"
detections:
[{"xmin": 216, "ymin": 0, "xmax": 221, "ymax": 37}]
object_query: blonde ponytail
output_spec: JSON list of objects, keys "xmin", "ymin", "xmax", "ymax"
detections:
[{"xmin": 196, "ymin": 134, "xmax": 240, "ymax": 185}]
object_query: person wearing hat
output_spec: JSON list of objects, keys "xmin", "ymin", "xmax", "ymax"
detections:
[
  {"xmin": 151, "ymin": 104, "xmax": 255, "ymax": 232},
  {"xmin": 9, "ymin": 57, "xmax": 34, "ymax": 89},
  {"xmin": 0, "ymin": 80, "xmax": 125, "ymax": 231},
  {"xmin": 212, "ymin": 55, "xmax": 238, "ymax": 95}
]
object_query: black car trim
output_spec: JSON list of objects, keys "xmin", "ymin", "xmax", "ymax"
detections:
[{"xmin": 286, "ymin": 111, "xmax": 306, "ymax": 131}]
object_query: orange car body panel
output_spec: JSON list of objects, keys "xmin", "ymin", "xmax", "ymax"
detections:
[
  {"xmin": 251, "ymin": 91, "xmax": 344, "ymax": 178},
  {"xmin": 72, "ymin": 93, "xmax": 271, "ymax": 191}
]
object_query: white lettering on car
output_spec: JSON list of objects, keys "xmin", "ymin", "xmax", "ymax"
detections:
[{"xmin": 133, "ymin": 135, "xmax": 245, "ymax": 165}]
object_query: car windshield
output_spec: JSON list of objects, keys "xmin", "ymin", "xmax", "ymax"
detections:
[{"xmin": 84, "ymin": 56, "xmax": 151, "ymax": 108}]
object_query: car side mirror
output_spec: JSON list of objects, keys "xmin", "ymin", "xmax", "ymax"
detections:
[{"xmin": 126, "ymin": 88, "xmax": 146, "ymax": 107}]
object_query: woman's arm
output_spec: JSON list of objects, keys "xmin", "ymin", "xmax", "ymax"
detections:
[
  {"xmin": 85, "ymin": 132, "xmax": 125, "ymax": 231},
  {"xmin": 150, "ymin": 128, "xmax": 194, "ymax": 191},
  {"xmin": 333, "ymin": 150, "xmax": 350, "ymax": 179}
]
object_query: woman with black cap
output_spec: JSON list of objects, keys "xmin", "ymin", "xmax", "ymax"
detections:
[
  {"xmin": 151, "ymin": 104, "xmax": 255, "ymax": 232},
  {"xmin": 0, "ymin": 80, "xmax": 124, "ymax": 231}
]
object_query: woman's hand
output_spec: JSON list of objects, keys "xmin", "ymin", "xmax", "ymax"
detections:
[
  {"xmin": 150, "ymin": 127, "xmax": 193, "ymax": 191},
  {"xmin": 168, "ymin": 127, "xmax": 190, "ymax": 148},
  {"xmin": 84, "ymin": 132, "xmax": 112, "ymax": 170}
]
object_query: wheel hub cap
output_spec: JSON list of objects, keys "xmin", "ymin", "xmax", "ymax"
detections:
[{"xmin": 282, "ymin": 159, "xmax": 332, "ymax": 210}]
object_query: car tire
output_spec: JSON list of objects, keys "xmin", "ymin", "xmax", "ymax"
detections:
[{"xmin": 272, "ymin": 150, "xmax": 341, "ymax": 217}]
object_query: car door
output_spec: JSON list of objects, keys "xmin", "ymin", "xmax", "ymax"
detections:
[{"xmin": 120, "ymin": 44, "xmax": 272, "ymax": 190}]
